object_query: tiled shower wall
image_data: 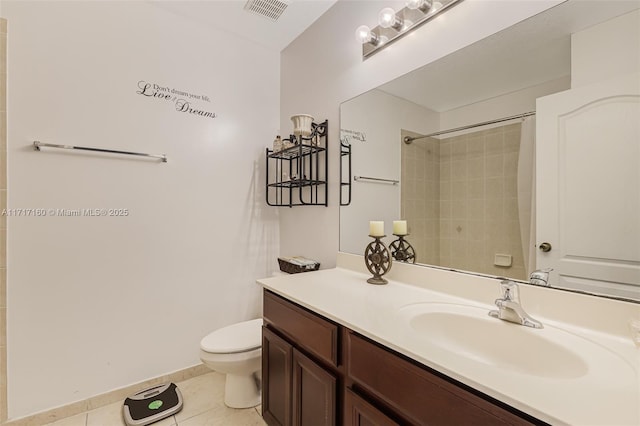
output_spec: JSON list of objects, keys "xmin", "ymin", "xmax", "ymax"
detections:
[
  {"xmin": 400, "ymin": 130, "xmax": 439, "ymax": 265},
  {"xmin": 402, "ymin": 123, "xmax": 526, "ymax": 280},
  {"xmin": 0, "ymin": 17, "xmax": 6, "ymax": 423}
]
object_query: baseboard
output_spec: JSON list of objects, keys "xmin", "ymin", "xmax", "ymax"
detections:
[{"xmin": 3, "ymin": 364, "xmax": 209, "ymax": 426}]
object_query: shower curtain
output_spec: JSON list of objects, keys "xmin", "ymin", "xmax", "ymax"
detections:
[{"xmin": 517, "ymin": 116, "xmax": 536, "ymax": 277}]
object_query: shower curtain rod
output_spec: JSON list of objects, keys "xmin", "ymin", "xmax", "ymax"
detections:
[{"xmin": 403, "ymin": 111, "xmax": 536, "ymax": 144}]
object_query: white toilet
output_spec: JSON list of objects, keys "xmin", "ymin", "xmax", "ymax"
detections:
[{"xmin": 199, "ymin": 318, "xmax": 263, "ymax": 408}]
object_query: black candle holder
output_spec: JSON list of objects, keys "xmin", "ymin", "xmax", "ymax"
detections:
[
  {"xmin": 390, "ymin": 234, "xmax": 416, "ymax": 264},
  {"xmin": 364, "ymin": 235, "xmax": 392, "ymax": 285}
]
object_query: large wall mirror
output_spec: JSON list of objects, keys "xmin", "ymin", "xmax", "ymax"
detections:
[{"xmin": 340, "ymin": 1, "xmax": 640, "ymax": 301}]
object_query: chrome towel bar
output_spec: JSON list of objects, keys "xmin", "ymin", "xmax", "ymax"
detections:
[{"xmin": 33, "ymin": 141, "xmax": 167, "ymax": 163}]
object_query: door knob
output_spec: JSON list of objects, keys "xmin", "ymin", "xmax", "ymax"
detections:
[{"xmin": 539, "ymin": 242, "xmax": 552, "ymax": 252}]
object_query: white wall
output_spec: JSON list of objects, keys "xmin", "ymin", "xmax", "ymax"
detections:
[
  {"xmin": 280, "ymin": 0, "xmax": 563, "ymax": 269},
  {"xmin": 571, "ymin": 9, "xmax": 640, "ymax": 87},
  {"xmin": 340, "ymin": 89, "xmax": 438, "ymax": 254},
  {"xmin": 439, "ymin": 76, "xmax": 571, "ymax": 135},
  {"xmin": 3, "ymin": 1, "xmax": 279, "ymax": 419}
]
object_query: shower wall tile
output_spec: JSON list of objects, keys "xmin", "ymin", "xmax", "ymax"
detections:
[
  {"xmin": 439, "ymin": 140, "xmax": 451, "ymax": 158},
  {"xmin": 451, "ymin": 199, "xmax": 467, "ymax": 220},
  {"xmin": 468, "ymin": 179, "xmax": 484, "ymax": 198},
  {"xmin": 439, "ymin": 181, "xmax": 451, "ymax": 200},
  {"xmin": 0, "ymin": 230, "xmax": 5, "ymax": 269},
  {"xmin": 484, "ymin": 132, "xmax": 502, "ymax": 150},
  {"xmin": 439, "ymin": 123, "xmax": 525, "ymax": 280},
  {"xmin": 504, "ymin": 176, "xmax": 518, "ymax": 198},
  {"xmin": 0, "ymin": 155, "xmax": 6, "ymax": 191},
  {"xmin": 485, "ymin": 155, "xmax": 503, "ymax": 177},
  {"xmin": 0, "ymin": 270, "xmax": 4, "ymax": 308},
  {"xmin": 504, "ymin": 152, "xmax": 519, "ymax": 176},
  {"xmin": 467, "ymin": 136, "xmax": 484, "ymax": 157},
  {"xmin": 402, "ymin": 124, "xmax": 525, "ymax": 280},
  {"xmin": 485, "ymin": 177, "xmax": 504, "ymax": 199},
  {"xmin": 440, "ymin": 200, "xmax": 451, "ymax": 219},
  {"xmin": 504, "ymin": 124, "xmax": 521, "ymax": 152},
  {"xmin": 467, "ymin": 199, "xmax": 484, "ymax": 220},
  {"xmin": 0, "ymin": 113, "xmax": 5, "ymax": 150},
  {"xmin": 0, "ymin": 36, "xmax": 5, "ymax": 86},
  {"xmin": 467, "ymin": 157, "xmax": 484, "ymax": 179},
  {"xmin": 1, "ymin": 17, "xmax": 7, "ymax": 424},
  {"xmin": 452, "ymin": 138, "xmax": 467, "ymax": 159},
  {"xmin": 439, "ymin": 160, "xmax": 451, "ymax": 181},
  {"xmin": 401, "ymin": 131, "xmax": 439, "ymax": 265},
  {"xmin": 0, "ymin": 77, "xmax": 5, "ymax": 113},
  {"xmin": 452, "ymin": 181, "xmax": 467, "ymax": 200},
  {"xmin": 0, "ymin": 344, "xmax": 5, "ymax": 418},
  {"xmin": 0, "ymin": 190, "xmax": 5, "ymax": 229},
  {"xmin": 451, "ymin": 160, "xmax": 467, "ymax": 180}
]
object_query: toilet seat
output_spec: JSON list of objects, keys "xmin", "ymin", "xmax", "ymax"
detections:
[{"xmin": 200, "ymin": 318, "xmax": 262, "ymax": 354}]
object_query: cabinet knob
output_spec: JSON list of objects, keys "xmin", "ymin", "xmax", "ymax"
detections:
[{"xmin": 539, "ymin": 242, "xmax": 552, "ymax": 252}]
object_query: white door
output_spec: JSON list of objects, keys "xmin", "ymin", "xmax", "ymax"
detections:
[{"xmin": 536, "ymin": 72, "xmax": 640, "ymax": 299}]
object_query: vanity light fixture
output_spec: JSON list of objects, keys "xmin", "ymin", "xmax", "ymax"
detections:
[{"xmin": 357, "ymin": 0, "xmax": 463, "ymax": 59}]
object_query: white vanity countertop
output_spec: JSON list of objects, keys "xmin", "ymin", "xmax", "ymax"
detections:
[{"xmin": 258, "ymin": 263, "xmax": 640, "ymax": 426}]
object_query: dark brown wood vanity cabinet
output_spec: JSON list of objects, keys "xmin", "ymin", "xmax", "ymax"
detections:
[
  {"xmin": 262, "ymin": 290, "xmax": 340, "ymax": 426},
  {"xmin": 346, "ymin": 332, "xmax": 542, "ymax": 426},
  {"xmin": 262, "ymin": 290, "xmax": 544, "ymax": 426}
]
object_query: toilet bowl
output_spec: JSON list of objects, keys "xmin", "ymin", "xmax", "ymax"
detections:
[{"xmin": 200, "ymin": 318, "xmax": 263, "ymax": 408}]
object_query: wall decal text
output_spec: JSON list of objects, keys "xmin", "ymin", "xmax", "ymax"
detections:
[
  {"xmin": 136, "ymin": 81, "xmax": 217, "ymax": 119},
  {"xmin": 340, "ymin": 129, "xmax": 367, "ymax": 144}
]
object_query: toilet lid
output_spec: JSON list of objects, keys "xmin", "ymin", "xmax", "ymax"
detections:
[{"xmin": 200, "ymin": 318, "xmax": 263, "ymax": 354}]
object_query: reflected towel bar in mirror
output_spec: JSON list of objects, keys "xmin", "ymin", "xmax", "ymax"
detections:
[
  {"xmin": 33, "ymin": 141, "xmax": 168, "ymax": 163},
  {"xmin": 354, "ymin": 176, "xmax": 399, "ymax": 185}
]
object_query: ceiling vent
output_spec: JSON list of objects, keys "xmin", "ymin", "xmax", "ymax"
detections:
[{"xmin": 244, "ymin": 0, "xmax": 290, "ymax": 21}]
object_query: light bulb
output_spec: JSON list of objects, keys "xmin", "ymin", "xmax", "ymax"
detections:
[
  {"xmin": 355, "ymin": 25, "xmax": 380, "ymax": 45},
  {"xmin": 406, "ymin": 0, "xmax": 433, "ymax": 13},
  {"xmin": 378, "ymin": 7, "xmax": 403, "ymax": 30},
  {"xmin": 432, "ymin": 1, "xmax": 443, "ymax": 12},
  {"xmin": 355, "ymin": 25, "xmax": 371, "ymax": 43}
]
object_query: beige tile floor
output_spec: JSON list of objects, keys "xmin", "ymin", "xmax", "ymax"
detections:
[{"xmin": 45, "ymin": 372, "xmax": 265, "ymax": 426}]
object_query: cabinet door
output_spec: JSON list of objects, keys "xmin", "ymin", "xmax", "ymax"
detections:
[
  {"xmin": 292, "ymin": 348, "xmax": 336, "ymax": 426},
  {"xmin": 344, "ymin": 388, "xmax": 399, "ymax": 426},
  {"xmin": 263, "ymin": 326, "xmax": 293, "ymax": 426}
]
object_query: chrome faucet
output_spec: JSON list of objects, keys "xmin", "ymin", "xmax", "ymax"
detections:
[
  {"xmin": 529, "ymin": 268, "xmax": 552, "ymax": 286},
  {"xmin": 489, "ymin": 280, "xmax": 543, "ymax": 329}
]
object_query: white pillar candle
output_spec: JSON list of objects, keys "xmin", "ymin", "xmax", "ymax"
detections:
[
  {"xmin": 393, "ymin": 220, "xmax": 407, "ymax": 235},
  {"xmin": 369, "ymin": 221, "xmax": 385, "ymax": 237}
]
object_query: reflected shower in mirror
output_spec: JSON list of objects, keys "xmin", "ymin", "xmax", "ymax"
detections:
[
  {"xmin": 340, "ymin": 74, "xmax": 565, "ymax": 283},
  {"xmin": 400, "ymin": 118, "xmax": 535, "ymax": 281},
  {"xmin": 339, "ymin": 0, "xmax": 640, "ymax": 300}
]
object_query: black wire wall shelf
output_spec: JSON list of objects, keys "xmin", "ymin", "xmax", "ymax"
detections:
[
  {"xmin": 340, "ymin": 140, "xmax": 352, "ymax": 206},
  {"xmin": 266, "ymin": 120, "xmax": 328, "ymax": 207}
]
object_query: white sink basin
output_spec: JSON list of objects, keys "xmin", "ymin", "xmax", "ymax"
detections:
[{"xmin": 397, "ymin": 303, "xmax": 606, "ymax": 379}]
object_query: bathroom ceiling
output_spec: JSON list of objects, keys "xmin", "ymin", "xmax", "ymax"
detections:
[
  {"xmin": 148, "ymin": 0, "xmax": 338, "ymax": 52},
  {"xmin": 378, "ymin": 0, "xmax": 640, "ymax": 113}
]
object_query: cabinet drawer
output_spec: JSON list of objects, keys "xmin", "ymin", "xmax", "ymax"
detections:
[
  {"xmin": 347, "ymin": 332, "xmax": 537, "ymax": 426},
  {"xmin": 264, "ymin": 290, "xmax": 339, "ymax": 367}
]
